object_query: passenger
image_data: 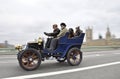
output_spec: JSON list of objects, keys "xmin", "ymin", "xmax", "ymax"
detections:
[
  {"xmin": 68, "ymin": 28, "xmax": 74, "ymax": 38},
  {"xmin": 74, "ymin": 26, "xmax": 83, "ymax": 36},
  {"xmin": 44, "ymin": 24, "xmax": 60, "ymax": 48},
  {"xmin": 49, "ymin": 22, "xmax": 68, "ymax": 51},
  {"xmin": 57, "ymin": 23, "xmax": 68, "ymax": 39}
]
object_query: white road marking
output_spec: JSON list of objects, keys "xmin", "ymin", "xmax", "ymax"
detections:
[
  {"xmin": 114, "ymin": 53, "xmax": 120, "ymax": 55},
  {"xmin": 3, "ymin": 61, "xmax": 120, "ymax": 79},
  {"xmin": 84, "ymin": 54, "xmax": 102, "ymax": 57},
  {"xmin": 95, "ymin": 54, "xmax": 101, "ymax": 56}
]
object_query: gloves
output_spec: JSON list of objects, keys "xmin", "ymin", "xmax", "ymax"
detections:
[
  {"xmin": 44, "ymin": 32, "xmax": 47, "ymax": 35},
  {"xmin": 44, "ymin": 32, "xmax": 49, "ymax": 36}
]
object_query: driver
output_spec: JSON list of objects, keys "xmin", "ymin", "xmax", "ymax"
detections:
[
  {"xmin": 44, "ymin": 24, "xmax": 60, "ymax": 48},
  {"xmin": 44, "ymin": 24, "xmax": 60, "ymax": 38}
]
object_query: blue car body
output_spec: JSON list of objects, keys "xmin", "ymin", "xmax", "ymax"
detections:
[{"xmin": 43, "ymin": 32, "xmax": 85, "ymax": 58}]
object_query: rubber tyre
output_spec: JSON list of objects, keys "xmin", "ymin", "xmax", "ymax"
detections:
[
  {"xmin": 17, "ymin": 50, "xmax": 23, "ymax": 61},
  {"xmin": 67, "ymin": 48, "xmax": 82, "ymax": 66},
  {"xmin": 19, "ymin": 48, "xmax": 41, "ymax": 71}
]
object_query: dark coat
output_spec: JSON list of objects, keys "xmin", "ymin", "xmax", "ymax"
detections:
[
  {"xmin": 45, "ymin": 28, "xmax": 60, "ymax": 38},
  {"xmin": 75, "ymin": 29, "xmax": 83, "ymax": 36}
]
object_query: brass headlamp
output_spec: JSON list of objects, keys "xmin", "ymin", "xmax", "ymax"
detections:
[
  {"xmin": 38, "ymin": 37, "xmax": 43, "ymax": 45},
  {"xmin": 15, "ymin": 44, "xmax": 22, "ymax": 51}
]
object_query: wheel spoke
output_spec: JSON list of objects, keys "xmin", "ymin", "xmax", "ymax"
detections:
[
  {"xmin": 22, "ymin": 57, "xmax": 28, "ymax": 63},
  {"xmin": 70, "ymin": 58, "xmax": 74, "ymax": 63},
  {"xmin": 33, "ymin": 59, "xmax": 38, "ymax": 65},
  {"xmin": 76, "ymin": 54, "xmax": 80, "ymax": 59}
]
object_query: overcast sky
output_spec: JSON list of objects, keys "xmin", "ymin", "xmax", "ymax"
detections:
[{"xmin": 0, "ymin": 0, "xmax": 120, "ymax": 44}]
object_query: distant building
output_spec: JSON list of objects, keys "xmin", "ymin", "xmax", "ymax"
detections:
[
  {"xmin": 0, "ymin": 43, "xmax": 4, "ymax": 48},
  {"xmin": 4, "ymin": 40, "xmax": 8, "ymax": 48},
  {"xmin": 86, "ymin": 27, "xmax": 93, "ymax": 43},
  {"xmin": 0, "ymin": 41, "xmax": 14, "ymax": 48},
  {"xmin": 85, "ymin": 27, "xmax": 120, "ymax": 46}
]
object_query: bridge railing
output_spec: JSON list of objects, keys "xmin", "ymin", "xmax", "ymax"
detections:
[
  {"xmin": 0, "ymin": 46, "xmax": 120, "ymax": 55},
  {"xmin": 81, "ymin": 45, "xmax": 120, "ymax": 52},
  {"xmin": 0, "ymin": 48, "xmax": 17, "ymax": 55}
]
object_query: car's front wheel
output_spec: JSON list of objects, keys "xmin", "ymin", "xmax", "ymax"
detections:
[{"xmin": 19, "ymin": 48, "xmax": 41, "ymax": 71}]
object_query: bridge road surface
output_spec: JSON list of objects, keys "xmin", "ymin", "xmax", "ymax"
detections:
[{"xmin": 0, "ymin": 50, "xmax": 120, "ymax": 79}]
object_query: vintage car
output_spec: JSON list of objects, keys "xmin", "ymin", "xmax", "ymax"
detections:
[{"xmin": 16, "ymin": 32, "xmax": 85, "ymax": 71}]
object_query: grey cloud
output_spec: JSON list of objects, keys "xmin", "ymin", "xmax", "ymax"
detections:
[{"xmin": 0, "ymin": 0, "xmax": 120, "ymax": 44}]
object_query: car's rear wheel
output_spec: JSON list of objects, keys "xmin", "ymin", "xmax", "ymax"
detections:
[
  {"xmin": 67, "ymin": 47, "xmax": 82, "ymax": 66},
  {"xmin": 19, "ymin": 48, "xmax": 41, "ymax": 71}
]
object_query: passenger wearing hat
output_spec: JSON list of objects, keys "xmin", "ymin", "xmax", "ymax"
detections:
[
  {"xmin": 57, "ymin": 23, "xmax": 68, "ymax": 39},
  {"xmin": 74, "ymin": 26, "xmax": 83, "ymax": 36}
]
